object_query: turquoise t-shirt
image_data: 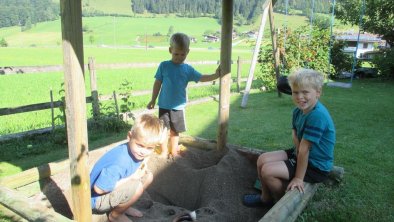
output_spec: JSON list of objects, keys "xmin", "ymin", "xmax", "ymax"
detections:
[
  {"xmin": 155, "ymin": 60, "xmax": 202, "ymax": 110},
  {"xmin": 292, "ymin": 101, "xmax": 336, "ymax": 172}
]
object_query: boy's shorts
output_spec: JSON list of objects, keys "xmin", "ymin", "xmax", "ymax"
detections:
[
  {"xmin": 92, "ymin": 179, "xmax": 140, "ymax": 214},
  {"xmin": 284, "ymin": 148, "xmax": 329, "ymax": 183},
  {"xmin": 159, "ymin": 108, "xmax": 186, "ymax": 133}
]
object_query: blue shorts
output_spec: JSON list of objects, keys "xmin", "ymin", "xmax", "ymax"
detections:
[{"xmin": 284, "ymin": 148, "xmax": 329, "ymax": 183}]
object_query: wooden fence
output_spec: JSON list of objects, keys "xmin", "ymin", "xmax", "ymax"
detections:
[{"xmin": 0, "ymin": 57, "xmax": 251, "ymax": 140}]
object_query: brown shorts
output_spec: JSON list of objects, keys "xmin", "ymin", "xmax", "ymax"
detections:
[
  {"xmin": 159, "ymin": 108, "xmax": 186, "ymax": 133},
  {"xmin": 92, "ymin": 179, "xmax": 140, "ymax": 214}
]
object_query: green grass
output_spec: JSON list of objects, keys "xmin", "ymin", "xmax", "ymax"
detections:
[{"xmin": 1, "ymin": 79, "xmax": 393, "ymax": 221}]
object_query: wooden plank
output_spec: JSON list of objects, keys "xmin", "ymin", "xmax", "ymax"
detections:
[
  {"xmin": 0, "ymin": 185, "xmax": 73, "ymax": 222},
  {"xmin": 259, "ymin": 183, "xmax": 320, "ymax": 222},
  {"xmin": 241, "ymin": 0, "xmax": 270, "ymax": 108},
  {"xmin": 268, "ymin": 1, "xmax": 282, "ymax": 97},
  {"xmin": 60, "ymin": 0, "xmax": 91, "ymax": 221},
  {"xmin": 0, "ymin": 161, "xmax": 69, "ymax": 189},
  {"xmin": 217, "ymin": 0, "xmax": 233, "ymax": 150}
]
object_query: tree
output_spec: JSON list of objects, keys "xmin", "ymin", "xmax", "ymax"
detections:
[{"xmin": 335, "ymin": 0, "xmax": 394, "ymax": 45}]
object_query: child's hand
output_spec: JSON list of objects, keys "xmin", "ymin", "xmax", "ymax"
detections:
[
  {"xmin": 286, "ymin": 177, "xmax": 304, "ymax": 193},
  {"xmin": 147, "ymin": 100, "xmax": 155, "ymax": 109}
]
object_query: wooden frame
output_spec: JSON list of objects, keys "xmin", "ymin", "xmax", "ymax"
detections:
[{"xmin": 0, "ymin": 1, "xmax": 343, "ymax": 221}]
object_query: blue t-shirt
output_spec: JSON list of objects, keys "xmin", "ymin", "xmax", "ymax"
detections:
[
  {"xmin": 155, "ymin": 60, "xmax": 202, "ymax": 110},
  {"xmin": 292, "ymin": 101, "xmax": 336, "ymax": 172},
  {"xmin": 90, "ymin": 143, "xmax": 142, "ymax": 208}
]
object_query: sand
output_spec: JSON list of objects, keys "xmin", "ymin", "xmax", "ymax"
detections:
[{"xmin": 34, "ymin": 144, "xmax": 270, "ymax": 222}]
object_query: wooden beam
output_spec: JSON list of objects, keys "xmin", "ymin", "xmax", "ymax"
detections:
[
  {"xmin": 217, "ymin": 0, "xmax": 233, "ymax": 150},
  {"xmin": 268, "ymin": 1, "xmax": 282, "ymax": 97},
  {"xmin": 60, "ymin": 0, "xmax": 91, "ymax": 221},
  {"xmin": 0, "ymin": 185, "xmax": 73, "ymax": 222},
  {"xmin": 259, "ymin": 182, "xmax": 320, "ymax": 222},
  {"xmin": 241, "ymin": 0, "xmax": 270, "ymax": 108}
]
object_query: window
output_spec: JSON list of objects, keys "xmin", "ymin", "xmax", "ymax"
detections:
[{"xmin": 363, "ymin": 43, "xmax": 368, "ymax": 48}]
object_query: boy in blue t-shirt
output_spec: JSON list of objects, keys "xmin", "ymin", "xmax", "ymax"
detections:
[
  {"xmin": 243, "ymin": 69, "xmax": 336, "ymax": 207},
  {"xmin": 147, "ymin": 32, "xmax": 221, "ymax": 159},
  {"xmin": 90, "ymin": 114, "xmax": 166, "ymax": 222}
]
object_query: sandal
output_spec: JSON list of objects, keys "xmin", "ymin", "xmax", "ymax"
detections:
[{"xmin": 242, "ymin": 194, "xmax": 274, "ymax": 208}]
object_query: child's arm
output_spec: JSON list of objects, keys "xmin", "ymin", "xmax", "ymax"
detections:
[
  {"xmin": 199, "ymin": 66, "xmax": 221, "ymax": 82},
  {"xmin": 292, "ymin": 129, "xmax": 300, "ymax": 152},
  {"xmin": 286, "ymin": 138, "xmax": 311, "ymax": 193},
  {"xmin": 147, "ymin": 79, "xmax": 162, "ymax": 109}
]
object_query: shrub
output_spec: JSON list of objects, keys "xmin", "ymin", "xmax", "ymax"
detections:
[{"xmin": 0, "ymin": 38, "xmax": 8, "ymax": 47}]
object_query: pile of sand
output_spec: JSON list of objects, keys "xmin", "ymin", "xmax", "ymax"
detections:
[{"xmin": 35, "ymin": 145, "xmax": 270, "ymax": 222}]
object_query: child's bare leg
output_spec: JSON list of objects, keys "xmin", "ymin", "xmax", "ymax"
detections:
[
  {"xmin": 109, "ymin": 180, "xmax": 147, "ymax": 222},
  {"xmin": 260, "ymin": 161, "xmax": 289, "ymax": 202},
  {"xmin": 257, "ymin": 151, "xmax": 288, "ymax": 180},
  {"xmin": 159, "ymin": 130, "xmax": 170, "ymax": 158},
  {"xmin": 170, "ymin": 130, "xmax": 180, "ymax": 157}
]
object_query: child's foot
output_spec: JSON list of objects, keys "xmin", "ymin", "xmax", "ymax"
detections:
[
  {"xmin": 107, "ymin": 212, "xmax": 133, "ymax": 222},
  {"xmin": 242, "ymin": 194, "xmax": 274, "ymax": 208},
  {"xmin": 158, "ymin": 152, "xmax": 169, "ymax": 159},
  {"xmin": 125, "ymin": 207, "xmax": 143, "ymax": 218}
]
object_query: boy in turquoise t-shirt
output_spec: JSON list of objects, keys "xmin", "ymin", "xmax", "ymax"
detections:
[{"xmin": 147, "ymin": 32, "xmax": 221, "ymax": 159}]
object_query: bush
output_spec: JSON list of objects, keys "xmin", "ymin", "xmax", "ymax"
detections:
[
  {"xmin": 0, "ymin": 38, "xmax": 8, "ymax": 47},
  {"xmin": 372, "ymin": 48, "xmax": 394, "ymax": 79}
]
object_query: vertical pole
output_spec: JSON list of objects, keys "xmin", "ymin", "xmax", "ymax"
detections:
[
  {"xmin": 50, "ymin": 89, "xmax": 55, "ymax": 131},
  {"xmin": 269, "ymin": 1, "xmax": 282, "ymax": 97},
  {"xmin": 237, "ymin": 56, "xmax": 241, "ymax": 93},
  {"xmin": 241, "ymin": 1, "xmax": 270, "ymax": 108},
  {"xmin": 60, "ymin": 0, "xmax": 91, "ymax": 221},
  {"xmin": 88, "ymin": 57, "xmax": 100, "ymax": 119},
  {"xmin": 217, "ymin": 0, "xmax": 233, "ymax": 151},
  {"xmin": 113, "ymin": 91, "xmax": 120, "ymax": 119}
]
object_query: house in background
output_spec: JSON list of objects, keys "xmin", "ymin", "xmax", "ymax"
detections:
[{"xmin": 335, "ymin": 32, "xmax": 387, "ymax": 59}]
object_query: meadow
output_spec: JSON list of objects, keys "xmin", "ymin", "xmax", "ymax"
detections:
[
  {"xmin": 1, "ymin": 80, "xmax": 393, "ymax": 221},
  {"xmin": 0, "ymin": 3, "xmax": 390, "ymax": 221}
]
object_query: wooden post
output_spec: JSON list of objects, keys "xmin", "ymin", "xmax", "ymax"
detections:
[
  {"xmin": 237, "ymin": 56, "xmax": 241, "ymax": 92},
  {"xmin": 217, "ymin": 0, "xmax": 233, "ymax": 151},
  {"xmin": 88, "ymin": 57, "xmax": 100, "ymax": 119},
  {"xmin": 113, "ymin": 91, "xmax": 120, "ymax": 118},
  {"xmin": 241, "ymin": 0, "xmax": 270, "ymax": 108},
  {"xmin": 60, "ymin": 0, "xmax": 92, "ymax": 221},
  {"xmin": 50, "ymin": 89, "xmax": 55, "ymax": 131},
  {"xmin": 269, "ymin": 1, "xmax": 282, "ymax": 97}
]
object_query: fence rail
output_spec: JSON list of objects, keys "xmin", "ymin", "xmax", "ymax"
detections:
[{"xmin": 0, "ymin": 56, "xmax": 252, "ymax": 139}]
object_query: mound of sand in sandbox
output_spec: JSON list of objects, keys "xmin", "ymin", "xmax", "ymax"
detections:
[{"xmin": 33, "ymin": 145, "xmax": 271, "ymax": 222}]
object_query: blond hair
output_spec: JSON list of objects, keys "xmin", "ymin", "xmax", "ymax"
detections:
[
  {"xmin": 170, "ymin": 33, "xmax": 190, "ymax": 50},
  {"xmin": 288, "ymin": 68, "xmax": 324, "ymax": 91},
  {"xmin": 130, "ymin": 114, "xmax": 166, "ymax": 146}
]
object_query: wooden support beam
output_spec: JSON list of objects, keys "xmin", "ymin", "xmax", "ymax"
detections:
[
  {"xmin": 241, "ymin": 0, "xmax": 270, "ymax": 108},
  {"xmin": 268, "ymin": 1, "xmax": 282, "ymax": 97},
  {"xmin": 0, "ymin": 185, "xmax": 73, "ymax": 222},
  {"xmin": 60, "ymin": 0, "xmax": 91, "ymax": 221},
  {"xmin": 217, "ymin": 0, "xmax": 233, "ymax": 150},
  {"xmin": 260, "ymin": 182, "xmax": 320, "ymax": 222}
]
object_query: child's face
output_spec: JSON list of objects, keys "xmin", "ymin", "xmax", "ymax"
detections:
[
  {"xmin": 129, "ymin": 136, "xmax": 155, "ymax": 161},
  {"xmin": 169, "ymin": 47, "xmax": 189, "ymax": 64},
  {"xmin": 291, "ymin": 85, "xmax": 320, "ymax": 114}
]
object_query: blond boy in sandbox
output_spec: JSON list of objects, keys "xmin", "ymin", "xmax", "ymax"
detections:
[
  {"xmin": 90, "ymin": 114, "xmax": 166, "ymax": 222},
  {"xmin": 243, "ymin": 69, "xmax": 336, "ymax": 207}
]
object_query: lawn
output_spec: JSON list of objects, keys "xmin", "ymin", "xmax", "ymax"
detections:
[{"xmin": 1, "ymin": 79, "xmax": 393, "ymax": 221}]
